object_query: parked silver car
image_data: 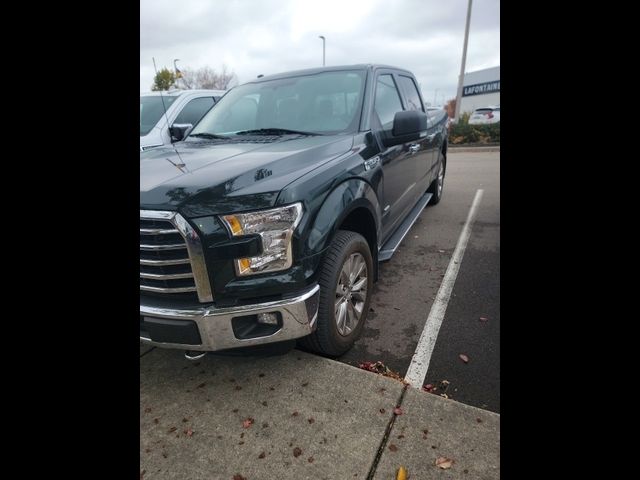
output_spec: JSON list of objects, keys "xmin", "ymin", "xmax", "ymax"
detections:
[{"xmin": 140, "ymin": 89, "xmax": 226, "ymax": 151}]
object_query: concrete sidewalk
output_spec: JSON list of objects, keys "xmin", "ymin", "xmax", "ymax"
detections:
[{"xmin": 140, "ymin": 348, "xmax": 499, "ymax": 480}]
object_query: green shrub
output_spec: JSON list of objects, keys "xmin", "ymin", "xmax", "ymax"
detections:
[{"xmin": 449, "ymin": 115, "xmax": 500, "ymax": 145}]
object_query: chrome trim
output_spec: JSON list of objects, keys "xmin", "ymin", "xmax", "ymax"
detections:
[
  {"xmin": 140, "ymin": 210, "xmax": 214, "ymax": 303},
  {"xmin": 140, "ymin": 258, "xmax": 190, "ymax": 266},
  {"xmin": 140, "ymin": 285, "xmax": 197, "ymax": 293},
  {"xmin": 140, "ymin": 228, "xmax": 180, "ymax": 235},
  {"xmin": 140, "ymin": 285, "xmax": 320, "ymax": 351},
  {"xmin": 173, "ymin": 213, "xmax": 214, "ymax": 302},
  {"xmin": 139, "ymin": 271, "xmax": 194, "ymax": 280},
  {"xmin": 140, "ymin": 243, "xmax": 188, "ymax": 251},
  {"xmin": 140, "ymin": 210, "xmax": 174, "ymax": 220}
]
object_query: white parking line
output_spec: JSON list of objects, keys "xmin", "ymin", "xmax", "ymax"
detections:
[{"xmin": 404, "ymin": 189, "xmax": 484, "ymax": 388}]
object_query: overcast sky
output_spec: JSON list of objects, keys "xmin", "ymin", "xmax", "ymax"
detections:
[{"xmin": 140, "ymin": 0, "xmax": 499, "ymax": 105}]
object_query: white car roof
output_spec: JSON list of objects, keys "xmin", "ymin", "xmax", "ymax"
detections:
[{"xmin": 140, "ymin": 89, "xmax": 226, "ymax": 97}]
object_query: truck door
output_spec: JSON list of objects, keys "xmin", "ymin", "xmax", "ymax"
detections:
[
  {"xmin": 371, "ymin": 72, "xmax": 422, "ymax": 240},
  {"xmin": 396, "ymin": 74, "xmax": 437, "ymax": 191}
]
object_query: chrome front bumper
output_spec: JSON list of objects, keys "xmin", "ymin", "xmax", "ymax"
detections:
[{"xmin": 140, "ymin": 285, "xmax": 320, "ymax": 352}]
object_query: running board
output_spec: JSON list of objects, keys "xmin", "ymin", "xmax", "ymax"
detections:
[{"xmin": 378, "ymin": 192, "xmax": 432, "ymax": 262}]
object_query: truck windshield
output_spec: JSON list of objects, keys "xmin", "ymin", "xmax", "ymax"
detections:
[
  {"xmin": 140, "ymin": 95, "xmax": 179, "ymax": 136},
  {"xmin": 190, "ymin": 70, "xmax": 366, "ymax": 137}
]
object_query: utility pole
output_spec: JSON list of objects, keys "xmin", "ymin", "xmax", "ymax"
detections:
[
  {"xmin": 454, "ymin": 0, "xmax": 473, "ymax": 121},
  {"xmin": 319, "ymin": 35, "xmax": 326, "ymax": 66}
]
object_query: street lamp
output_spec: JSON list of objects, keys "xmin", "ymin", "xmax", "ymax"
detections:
[
  {"xmin": 318, "ymin": 35, "xmax": 325, "ymax": 66},
  {"xmin": 173, "ymin": 59, "xmax": 182, "ymax": 88}
]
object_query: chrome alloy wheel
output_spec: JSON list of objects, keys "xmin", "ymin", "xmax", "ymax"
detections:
[{"xmin": 334, "ymin": 252, "xmax": 368, "ymax": 336}]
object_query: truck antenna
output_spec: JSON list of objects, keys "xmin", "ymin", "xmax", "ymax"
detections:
[{"xmin": 151, "ymin": 58, "xmax": 186, "ymax": 168}]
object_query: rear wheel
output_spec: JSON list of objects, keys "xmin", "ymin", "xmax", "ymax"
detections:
[
  {"xmin": 299, "ymin": 230, "xmax": 373, "ymax": 357},
  {"xmin": 428, "ymin": 152, "xmax": 445, "ymax": 205}
]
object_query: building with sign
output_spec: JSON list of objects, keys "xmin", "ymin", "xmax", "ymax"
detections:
[{"xmin": 458, "ymin": 66, "xmax": 500, "ymax": 115}]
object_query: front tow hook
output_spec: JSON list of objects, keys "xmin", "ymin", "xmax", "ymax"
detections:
[{"xmin": 184, "ymin": 350, "xmax": 207, "ymax": 361}]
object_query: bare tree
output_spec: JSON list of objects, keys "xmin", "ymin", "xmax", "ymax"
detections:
[{"xmin": 177, "ymin": 65, "xmax": 236, "ymax": 90}]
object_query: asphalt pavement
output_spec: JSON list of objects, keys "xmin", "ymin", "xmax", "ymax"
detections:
[{"xmin": 337, "ymin": 151, "xmax": 500, "ymax": 412}]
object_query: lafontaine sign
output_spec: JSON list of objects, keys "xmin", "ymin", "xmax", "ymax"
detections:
[{"xmin": 462, "ymin": 80, "xmax": 500, "ymax": 97}]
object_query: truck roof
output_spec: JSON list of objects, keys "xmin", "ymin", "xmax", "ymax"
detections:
[{"xmin": 250, "ymin": 64, "xmax": 414, "ymax": 83}]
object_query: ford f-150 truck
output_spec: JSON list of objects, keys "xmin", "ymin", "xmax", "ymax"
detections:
[{"xmin": 140, "ymin": 64, "xmax": 448, "ymax": 359}]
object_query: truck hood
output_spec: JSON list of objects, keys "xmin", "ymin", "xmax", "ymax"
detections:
[{"xmin": 140, "ymin": 134, "xmax": 354, "ymax": 217}]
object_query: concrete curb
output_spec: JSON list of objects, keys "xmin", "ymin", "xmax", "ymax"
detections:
[
  {"xmin": 449, "ymin": 146, "xmax": 500, "ymax": 153},
  {"xmin": 140, "ymin": 347, "xmax": 500, "ymax": 479}
]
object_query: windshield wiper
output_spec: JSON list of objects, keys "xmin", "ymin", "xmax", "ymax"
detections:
[
  {"xmin": 189, "ymin": 132, "xmax": 230, "ymax": 140},
  {"xmin": 234, "ymin": 128, "xmax": 321, "ymax": 136}
]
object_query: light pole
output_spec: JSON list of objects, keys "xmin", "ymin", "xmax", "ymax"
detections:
[
  {"xmin": 318, "ymin": 35, "xmax": 326, "ymax": 66},
  {"xmin": 454, "ymin": 0, "xmax": 473, "ymax": 121},
  {"xmin": 173, "ymin": 59, "xmax": 182, "ymax": 88}
]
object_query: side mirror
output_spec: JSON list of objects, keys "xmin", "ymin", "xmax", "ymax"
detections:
[
  {"xmin": 382, "ymin": 111, "xmax": 428, "ymax": 147},
  {"xmin": 169, "ymin": 123, "xmax": 193, "ymax": 142}
]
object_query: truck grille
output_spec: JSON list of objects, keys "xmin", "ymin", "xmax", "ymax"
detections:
[{"xmin": 140, "ymin": 211, "xmax": 213, "ymax": 302}]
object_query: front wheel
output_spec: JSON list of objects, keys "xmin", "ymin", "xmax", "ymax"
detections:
[
  {"xmin": 428, "ymin": 153, "xmax": 445, "ymax": 205},
  {"xmin": 299, "ymin": 230, "xmax": 373, "ymax": 357}
]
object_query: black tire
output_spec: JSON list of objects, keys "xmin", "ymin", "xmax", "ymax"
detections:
[
  {"xmin": 299, "ymin": 230, "xmax": 373, "ymax": 357},
  {"xmin": 428, "ymin": 150, "xmax": 446, "ymax": 205}
]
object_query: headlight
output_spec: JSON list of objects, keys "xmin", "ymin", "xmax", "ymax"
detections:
[{"xmin": 221, "ymin": 203, "xmax": 303, "ymax": 276}]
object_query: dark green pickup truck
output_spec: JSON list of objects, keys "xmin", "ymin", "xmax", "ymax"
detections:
[{"xmin": 140, "ymin": 64, "xmax": 448, "ymax": 358}]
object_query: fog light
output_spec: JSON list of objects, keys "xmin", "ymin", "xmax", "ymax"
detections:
[{"xmin": 257, "ymin": 312, "xmax": 279, "ymax": 325}]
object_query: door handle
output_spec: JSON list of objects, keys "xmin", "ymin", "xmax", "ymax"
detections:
[
  {"xmin": 425, "ymin": 133, "xmax": 436, "ymax": 142},
  {"xmin": 409, "ymin": 144, "xmax": 420, "ymax": 153}
]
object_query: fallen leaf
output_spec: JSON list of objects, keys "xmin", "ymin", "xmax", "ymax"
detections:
[
  {"xmin": 380, "ymin": 408, "xmax": 386, "ymax": 414},
  {"xmin": 182, "ymin": 417, "xmax": 188, "ymax": 423},
  {"xmin": 308, "ymin": 456, "xmax": 314, "ymax": 463},
  {"xmin": 233, "ymin": 475, "xmax": 246, "ymax": 480},
  {"xmin": 235, "ymin": 386, "xmax": 242, "ymax": 391},
  {"xmin": 397, "ymin": 434, "xmax": 405, "ymax": 439},
  {"xmin": 197, "ymin": 383, "xmax": 206, "ymax": 388},
  {"xmin": 302, "ymin": 382, "xmax": 309, "ymax": 387},
  {"xmin": 232, "ymin": 409, "xmax": 239, "ymax": 413},
  {"xmin": 262, "ymin": 401, "xmax": 268, "ymax": 406},
  {"xmin": 388, "ymin": 444, "xmax": 398, "ymax": 452},
  {"xmin": 476, "ymin": 418, "xmax": 483, "ymax": 423},
  {"xmin": 292, "ymin": 411, "xmax": 299, "ymax": 417},
  {"xmin": 168, "ymin": 427, "xmax": 177, "ymax": 433},
  {"xmin": 393, "ymin": 407, "xmax": 404, "ymax": 415},
  {"xmin": 144, "ymin": 407, "xmax": 152, "ymax": 413},
  {"xmin": 396, "ymin": 466, "xmax": 407, "ymax": 480},
  {"xmin": 185, "ymin": 428, "xmax": 193, "ymax": 437},
  {"xmin": 438, "ymin": 249, "xmax": 445, "ymax": 253},
  {"xmin": 258, "ymin": 373, "xmax": 265, "ymax": 377},
  {"xmin": 459, "ymin": 354, "xmax": 469, "ymax": 363},
  {"xmin": 293, "ymin": 447, "xmax": 302, "ymax": 458},
  {"xmin": 308, "ymin": 418, "xmax": 315, "ymax": 424},
  {"xmin": 435, "ymin": 457, "xmax": 454, "ymax": 469},
  {"xmin": 258, "ymin": 452, "xmax": 266, "ymax": 459},
  {"xmin": 242, "ymin": 418, "xmax": 254, "ymax": 428}
]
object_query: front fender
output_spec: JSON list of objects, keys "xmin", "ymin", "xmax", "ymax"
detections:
[{"xmin": 304, "ymin": 178, "xmax": 381, "ymax": 257}]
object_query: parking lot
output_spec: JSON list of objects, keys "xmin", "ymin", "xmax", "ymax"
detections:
[
  {"xmin": 336, "ymin": 149, "xmax": 500, "ymax": 413},
  {"xmin": 140, "ymin": 150, "xmax": 500, "ymax": 479}
]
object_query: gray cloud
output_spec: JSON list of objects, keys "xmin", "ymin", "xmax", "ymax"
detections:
[{"xmin": 140, "ymin": 0, "xmax": 499, "ymax": 105}]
